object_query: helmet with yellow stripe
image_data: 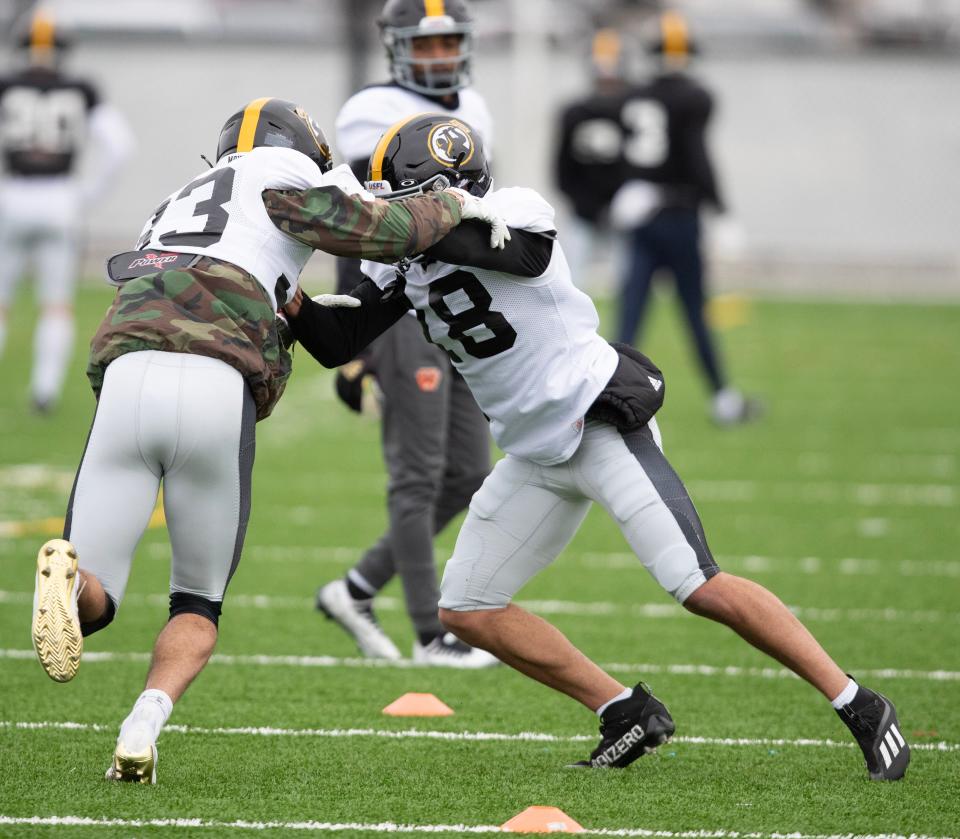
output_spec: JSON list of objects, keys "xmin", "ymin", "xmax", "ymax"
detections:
[
  {"xmin": 215, "ymin": 98, "xmax": 333, "ymax": 173},
  {"xmin": 365, "ymin": 113, "xmax": 491, "ymax": 201},
  {"xmin": 647, "ymin": 11, "xmax": 699, "ymax": 67},
  {"xmin": 14, "ymin": 9, "xmax": 71, "ymax": 64},
  {"xmin": 379, "ymin": 0, "xmax": 474, "ymax": 96}
]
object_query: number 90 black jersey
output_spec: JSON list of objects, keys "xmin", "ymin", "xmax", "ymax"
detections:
[
  {"xmin": 363, "ymin": 187, "xmax": 619, "ymax": 466},
  {"xmin": 0, "ymin": 67, "xmax": 99, "ymax": 177}
]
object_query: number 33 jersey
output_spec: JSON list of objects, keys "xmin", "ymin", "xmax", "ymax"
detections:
[
  {"xmin": 363, "ymin": 187, "xmax": 618, "ymax": 466},
  {"xmin": 136, "ymin": 146, "xmax": 371, "ymax": 311}
]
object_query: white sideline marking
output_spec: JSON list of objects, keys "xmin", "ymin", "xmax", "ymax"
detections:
[
  {"xmin": 2, "ymin": 647, "xmax": 958, "ymax": 682},
  {"xmin": 2, "ymin": 720, "xmax": 959, "ymax": 753},
  {"xmin": 2, "ymin": 589, "xmax": 957, "ymax": 625},
  {"xmin": 1, "ymin": 815, "xmax": 954, "ymax": 839}
]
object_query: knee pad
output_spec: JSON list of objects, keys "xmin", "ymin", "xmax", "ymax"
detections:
[
  {"xmin": 169, "ymin": 591, "xmax": 222, "ymax": 627},
  {"xmin": 80, "ymin": 596, "xmax": 116, "ymax": 637}
]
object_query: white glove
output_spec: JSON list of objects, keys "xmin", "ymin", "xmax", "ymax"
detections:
[
  {"xmin": 448, "ymin": 187, "xmax": 511, "ymax": 250},
  {"xmin": 609, "ymin": 180, "xmax": 661, "ymax": 230},
  {"xmin": 311, "ymin": 293, "xmax": 361, "ymax": 308}
]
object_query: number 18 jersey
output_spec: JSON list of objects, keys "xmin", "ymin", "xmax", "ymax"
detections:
[{"xmin": 363, "ymin": 187, "xmax": 618, "ymax": 466}]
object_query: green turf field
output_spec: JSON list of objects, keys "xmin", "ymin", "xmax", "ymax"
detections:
[{"xmin": 1, "ymin": 282, "xmax": 958, "ymax": 838}]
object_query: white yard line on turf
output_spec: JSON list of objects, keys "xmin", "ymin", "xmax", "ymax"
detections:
[
  {"xmin": 1, "ymin": 648, "xmax": 958, "ymax": 682},
  {"xmin": 0, "ymin": 816, "xmax": 956, "ymax": 839},
  {"xmin": 2, "ymin": 720, "xmax": 958, "ymax": 753},
  {"xmin": 142, "ymin": 543, "xmax": 960, "ymax": 580},
  {"xmin": 1, "ymin": 589, "xmax": 957, "ymax": 624}
]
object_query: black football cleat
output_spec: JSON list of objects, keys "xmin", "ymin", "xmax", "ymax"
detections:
[
  {"xmin": 836, "ymin": 683, "xmax": 910, "ymax": 781},
  {"xmin": 570, "ymin": 682, "xmax": 675, "ymax": 768}
]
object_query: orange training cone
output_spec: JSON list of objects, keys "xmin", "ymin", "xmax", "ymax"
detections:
[
  {"xmin": 501, "ymin": 806, "xmax": 585, "ymax": 833},
  {"xmin": 382, "ymin": 692, "xmax": 454, "ymax": 717}
]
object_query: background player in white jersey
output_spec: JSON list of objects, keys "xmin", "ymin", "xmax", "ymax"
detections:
[
  {"xmin": 315, "ymin": 0, "xmax": 496, "ymax": 667},
  {"xmin": 309, "ymin": 113, "xmax": 908, "ymax": 781},
  {"xmin": 29, "ymin": 98, "xmax": 506, "ymax": 784},
  {"xmin": 0, "ymin": 11, "xmax": 134, "ymax": 412}
]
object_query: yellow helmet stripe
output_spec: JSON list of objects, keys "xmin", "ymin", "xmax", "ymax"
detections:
[
  {"xmin": 661, "ymin": 12, "xmax": 689, "ymax": 57},
  {"xmin": 592, "ymin": 28, "xmax": 622, "ymax": 65},
  {"xmin": 31, "ymin": 13, "xmax": 56, "ymax": 50},
  {"xmin": 369, "ymin": 113, "xmax": 424, "ymax": 182},
  {"xmin": 236, "ymin": 97, "xmax": 271, "ymax": 153},
  {"xmin": 424, "ymin": 0, "xmax": 446, "ymax": 17}
]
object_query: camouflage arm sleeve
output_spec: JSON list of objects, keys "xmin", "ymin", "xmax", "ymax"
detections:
[{"xmin": 263, "ymin": 186, "xmax": 462, "ymax": 262}]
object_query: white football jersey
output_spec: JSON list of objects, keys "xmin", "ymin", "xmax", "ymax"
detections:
[
  {"xmin": 335, "ymin": 84, "xmax": 493, "ymax": 166},
  {"xmin": 362, "ymin": 187, "xmax": 618, "ymax": 466},
  {"xmin": 136, "ymin": 147, "xmax": 373, "ymax": 311}
]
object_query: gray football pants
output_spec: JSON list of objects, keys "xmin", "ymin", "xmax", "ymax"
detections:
[
  {"xmin": 439, "ymin": 418, "xmax": 720, "ymax": 611},
  {"xmin": 350, "ymin": 315, "xmax": 491, "ymax": 637},
  {"xmin": 63, "ymin": 350, "xmax": 255, "ymax": 611}
]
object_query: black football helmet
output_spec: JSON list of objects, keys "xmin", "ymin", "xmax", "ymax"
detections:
[
  {"xmin": 378, "ymin": 0, "xmax": 474, "ymax": 96},
  {"xmin": 14, "ymin": 10, "xmax": 70, "ymax": 64},
  {"xmin": 216, "ymin": 98, "xmax": 333, "ymax": 173},
  {"xmin": 647, "ymin": 11, "xmax": 699, "ymax": 63},
  {"xmin": 366, "ymin": 113, "xmax": 491, "ymax": 201}
]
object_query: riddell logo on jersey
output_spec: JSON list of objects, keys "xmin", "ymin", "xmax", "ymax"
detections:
[
  {"xmin": 415, "ymin": 367, "xmax": 442, "ymax": 392},
  {"xmin": 128, "ymin": 252, "xmax": 179, "ymax": 270}
]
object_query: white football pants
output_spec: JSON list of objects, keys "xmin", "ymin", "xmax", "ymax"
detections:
[
  {"xmin": 63, "ymin": 351, "xmax": 256, "ymax": 610},
  {"xmin": 0, "ymin": 177, "xmax": 82, "ymax": 403},
  {"xmin": 439, "ymin": 418, "xmax": 719, "ymax": 611}
]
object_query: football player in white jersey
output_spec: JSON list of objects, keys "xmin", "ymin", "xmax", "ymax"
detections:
[
  {"xmin": 315, "ymin": 0, "xmax": 496, "ymax": 668},
  {"xmin": 0, "ymin": 11, "xmax": 134, "ymax": 412},
  {"xmin": 302, "ymin": 113, "xmax": 909, "ymax": 780},
  {"xmin": 29, "ymin": 98, "xmax": 507, "ymax": 784}
]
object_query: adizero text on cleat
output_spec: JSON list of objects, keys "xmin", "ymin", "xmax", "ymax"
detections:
[
  {"xmin": 837, "ymin": 683, "xmax": 910, "ymax": 781},
  {"xmin": 570, "ymin": 682, "xmax": 675, "ymax": 769},
  {"xmin": 32, "ymin": 539, "xmax": 82, "ymax": 683},
  {"xmin": 105, "ymin": 741, "xmax": 157, "ymax": 784}
]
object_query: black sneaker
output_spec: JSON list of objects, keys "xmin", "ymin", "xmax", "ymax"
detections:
[
  {"xmin": 836, "ymin": 682, "xmax": 910, "ymax": 781},
  {"xmin": 570, "ymin": 682, "xmax": 675, "ymax": 768}
]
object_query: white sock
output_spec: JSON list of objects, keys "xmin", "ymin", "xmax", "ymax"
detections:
[
  {"xmin": 830, "ymin": 678, "xmax": 859, "ymax": 709},
  {"xmin": 118, "ymin": 688, "xmax": 173, "ymax": 752},
  {"xmin": 596, "ymin": 687, "xmax": 633, "ymax": 718},
  {"xmin": 30, "ymin": 310, "xmax": 74, "ymax": 406}
]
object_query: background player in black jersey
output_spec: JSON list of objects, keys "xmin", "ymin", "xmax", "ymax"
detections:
[
  {"xmin": 611, "ymin": 12, "xmax": 758, "ymax": 426},
  {"xmin": 0, "ymin": 11, "xmax": 134, "ymax": 413},
  {"xmin": 553, "ymin": 29, "xmax": 630, "ymax": 294},
  {"xmin": 314, "ymin": 0, "xmax": 496, "ymax": 668}
]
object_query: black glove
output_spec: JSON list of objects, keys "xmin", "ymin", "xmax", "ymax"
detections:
[{"xmin": 334, "ymin": 357, "xmax": 381, "ymax": 416}]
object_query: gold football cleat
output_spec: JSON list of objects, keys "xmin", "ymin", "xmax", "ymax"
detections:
[
  {"xmin": 32, "ymin": 539, "xmax": 82, "ymax": 683},
  {"xmin": 105, "ymin": 741, "xmax": 158, "ymax": 784}
]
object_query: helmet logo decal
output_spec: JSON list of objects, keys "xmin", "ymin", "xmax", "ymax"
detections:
[
  {"xmin": 427, "ymin": 120, "xmax": 474, "ymax": 169},
  {"xmin": 294, "ymin": 106, "xmax": 331, "ymax": 166}
]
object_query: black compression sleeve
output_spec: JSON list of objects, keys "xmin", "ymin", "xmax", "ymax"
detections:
[
  {"xmin": 422, "ymin": 221, "xmax": 555, "ymax": 277},
  {"xmin": 288, "ymin": 278, "xmax": 410, "ymax": 368}
]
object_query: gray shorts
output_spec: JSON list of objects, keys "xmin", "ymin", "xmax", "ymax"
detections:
[
  {"xmin": 439, "ymin": 418, "xmax": 719, "ymax": 610},
  {"xmin": 64, "ymin": 350, "xmax": 255, "ymax": 609}
]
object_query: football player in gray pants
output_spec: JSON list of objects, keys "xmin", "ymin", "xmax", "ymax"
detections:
[
  {"xmin": 299, "ymin": 112, "xmax": 910, "ymax": 781},
  {"xmin": 315, "ymin": 0, "xmax": 496, "ymax": 667},
  {"xmin": 30, "ymin": 98, "xmax": 507, "ymax": 784}
]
